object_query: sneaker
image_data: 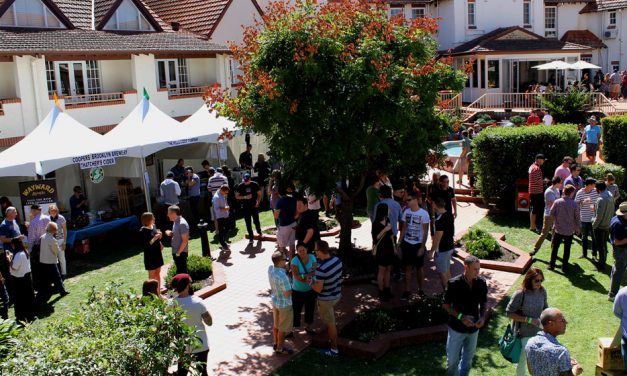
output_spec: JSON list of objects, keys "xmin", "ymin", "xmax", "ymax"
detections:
[
  {"xmin": 400, "ymin": 291, "xmax": 411, "ymax": 301},
  {"xmin": 609, "ymin": 295, "xmax": 616, "ymax": 302},
  {"xmin": 275, "ymin": 347, "xmax": 294, "ymax": 355},
  {"xmin": 319, "ymin": 348, "xmax": 339, "ymax": 357}
]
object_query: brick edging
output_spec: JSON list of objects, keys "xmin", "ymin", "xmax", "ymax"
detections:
[
  {"xmin": 160, "ymin": 259, "xmax": 227, "ymax": 299},
  {"xmin": 454, "ymin": 232, "xmax": 533, "ymax": 274}
]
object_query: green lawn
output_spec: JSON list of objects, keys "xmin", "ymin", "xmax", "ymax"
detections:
[
  {"xmin": 17, "ymin": 210, "xmax": 277, "ymax": 329},
  {"xmin": 275, "ymin": 213, "xmax": 621, "ymax": 376}
]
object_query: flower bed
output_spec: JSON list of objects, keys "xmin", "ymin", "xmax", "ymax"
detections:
[
  {"xmin": 162, "ymin": 255, "xmax": 227, "ymax": 299},
  {"xmin": 454, "ymin": 231, "xmax": 532, "ymax": 274}
]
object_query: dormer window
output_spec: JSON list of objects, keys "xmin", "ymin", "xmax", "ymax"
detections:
[
  {"xmin": 103, "ymin": 0, "xmax": 154, "ymax": 31},
  {"xmin": 0, "ymin": 0, "xmax": 64, "ymax": 28}
]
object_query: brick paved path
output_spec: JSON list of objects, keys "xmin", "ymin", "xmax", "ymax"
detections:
[{"xmin": 203, "ymin": 202, "xmax": 517, "ymax": 375}]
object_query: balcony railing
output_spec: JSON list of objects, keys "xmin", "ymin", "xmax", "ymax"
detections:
[
  {"xmin": 62, "ymin": 92, "xmax": 125, "ymax": 108},
  {"xmin": 0, "ymin": 98, "xmax": 21, "ymax": 116},
  {"xmin": 168, "ymin": 86, "xmax": 209, "ymax": 98},
  {"xmin": 437, "ymin": 92, "xmax": 462, "ymax": 114},
  {"xmin": 465, "ymin": 92, "xmax": 617, "ymax": 115}
]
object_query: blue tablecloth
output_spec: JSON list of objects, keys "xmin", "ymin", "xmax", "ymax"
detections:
[{"xmin": 67, "ymin": 216, "xmax": 140, "ymax": 245}]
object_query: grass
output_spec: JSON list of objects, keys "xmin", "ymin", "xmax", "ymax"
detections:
[
  {"xmin": 274, "ymin": 212, "xmax": 621, "ymax": 376},
  {"xmin": 13, "ymin": 209, "xmax": 277, "ymax": 329}
]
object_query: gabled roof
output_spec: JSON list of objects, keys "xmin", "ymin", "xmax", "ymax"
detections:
[
  {"xmin": 95, "ymin": 0, "xmax": 168, "ymax": 31},
  {"xmin": 448, "ymin": 26, "xmax": 592, "ymax": 55},
  {"xmin": 143, "ymin": 0, "xmax": 263, "ymax": 38},
  {"xmin": 561, "ymin": 30, "xmax": 606, "ymax": 49},
  {"xmin": 580, "ymin": 0, "xmax": 627, "ymax": 13},
  {"xmin": 54, "ymin": 0, "xmax": 92, "ymax": 30},
  {"xmin": 0, "ymin": 0, "xmax": 75, "ymax": 29}
]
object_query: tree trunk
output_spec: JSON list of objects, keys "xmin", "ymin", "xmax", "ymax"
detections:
[{"xmin": 337, "ymin": 195, "xmax": 354, "ymax": 257}]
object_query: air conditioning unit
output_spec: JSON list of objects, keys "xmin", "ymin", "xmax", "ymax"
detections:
[{"xmin": 605, "ymin": 30, "xmax": 618, "ymax": 39}]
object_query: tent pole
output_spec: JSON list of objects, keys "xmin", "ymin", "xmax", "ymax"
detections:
[{"xmin": 140, "ymin": 156, "xmax": 152, "ymax": 212}]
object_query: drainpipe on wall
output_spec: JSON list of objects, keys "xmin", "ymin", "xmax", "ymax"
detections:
[
  {"xmin": 620, "ymin": 9, "xmax": 623, "ymax": 69},
  {"xmin": 30, "ymin": 56, "xmax": 43, "ymax": 124}
]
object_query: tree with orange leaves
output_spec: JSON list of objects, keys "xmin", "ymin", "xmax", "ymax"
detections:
[{"xmin": 209, "ymin": 0, "xmax": 465, "ymax": 253}]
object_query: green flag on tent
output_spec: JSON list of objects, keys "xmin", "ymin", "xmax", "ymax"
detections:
[{"xmin": 143, "ymin": 88, "xmax": 150, "ymax": 100}]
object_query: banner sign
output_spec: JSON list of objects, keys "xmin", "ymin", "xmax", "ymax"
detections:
[
  {"xmin": 72, "ymin": 150, "xmax": 128, "ymax": 169},
  {"xmin": 167, "ymin": 137, "xmax": 199, "ymax": 147},
  {"xmin": 19, "ymin": 179, "xmax": 58, "ymax": 218}
]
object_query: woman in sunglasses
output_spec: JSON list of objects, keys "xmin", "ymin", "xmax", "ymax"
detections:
[{"xmin": 505, "ymin": 267, "xmax": 549, "ymax": 376}]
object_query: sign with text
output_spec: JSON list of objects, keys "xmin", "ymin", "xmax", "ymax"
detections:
[
  {"xmin": 73, "ymin": 150, "xmax": 128, "ymax": 169},
  {"xmin": 19, "ymin": 179, "xmax": 58, "ymax": 218}
]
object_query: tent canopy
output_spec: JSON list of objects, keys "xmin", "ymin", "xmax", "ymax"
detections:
[
  {"xmin": 569, "ymin": 60, "xmax": 601, "ymax": 70},
  {"xmin": 532, "ymin": 60, "xmax": 572, "ymax": 70},
  {"xmin": 0, "ymin": 106, "xmax": 105, "ymax": 177},
  {"xmin": 180, "ymin": 105, "xmax": 237, "ymax": 144}
]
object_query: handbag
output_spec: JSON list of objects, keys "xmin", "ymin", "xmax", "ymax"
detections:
[{"xmin": 499, "ymin": 291, "xmax": 526, "ymax": 363}]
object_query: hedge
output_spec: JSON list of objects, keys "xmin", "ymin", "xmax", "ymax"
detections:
[
  {"xmin": 581, "ymin": 163, "xmax": 625, "ymax": 186},
  {"xmin": 472, "ymin": 124, "xmax": 579, "ymax": 209},
  {"xmin": 601, "ymin": 116, "xmax": 627, "ymax": 169}
]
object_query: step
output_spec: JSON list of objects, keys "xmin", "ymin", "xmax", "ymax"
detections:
[
  {"xmin": 454, "ymin": 187, "xmax": 479, "ymax": 196},
  {"xmin": 456, "ymin": 194, "xmax": 484, "ymax": 203}
]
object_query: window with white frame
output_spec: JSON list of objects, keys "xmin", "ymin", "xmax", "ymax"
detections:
[
  {"xmin": 0, "ymin": 0, "xmax": 64, "ymax": 28},
  {"xmin": 389, "ymin": 6, "xmax": 403, "ymax": 18},
  {"xmin": 177, "ymin": 59, "xmax": 189, "ymax": 88},
  {"xmin": 610, "ymin": 11, "xmax": 617, "ymax": 27},
  {"xmin": 46, "ymin": 60, "xmax": 102, "ymax": 97},
  {"xmin": 411, "ymin": 7, "xmax": 425, "ymax": 19},
  {"xmin": 523, "ymin": 0, "xmax": 531, "ymax": 26},
  {"xmin": 467, "ymin": 0, "xmax": 476, "ymax": 28},
  {"xmin": 103, "ymin": 0, "xmax": 154, "ymax": 31},
  {"xmin": 544, "ymin": 6, "xmax": 557, "ymax": 38},
  {"xmin": 156, "ymin": 59, "xmax": 189, "ymax": 92}
]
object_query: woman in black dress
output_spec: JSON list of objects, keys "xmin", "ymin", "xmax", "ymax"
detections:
[
  {"xmin": 371, "ymin": 203, "xmax": 395, "ymax": 301},
  {"xmin": 140, "ymin": 212, "xmax": 164, "ymax": 295}
]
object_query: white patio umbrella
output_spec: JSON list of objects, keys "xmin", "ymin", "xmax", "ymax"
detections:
[
  {"xmin": 532, "ymin": 60, "xmax": 572, "ymax": 70},
  {"xmin": 569, "ymin": 60, "xmax": 601, "ymax": 70}
]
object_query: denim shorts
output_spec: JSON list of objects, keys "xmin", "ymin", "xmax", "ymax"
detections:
[{"xmin": 435, "ymin": 249, "xmax": 454, "ymax": 273}]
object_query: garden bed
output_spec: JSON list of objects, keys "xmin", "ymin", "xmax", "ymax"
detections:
[
  {"xmin": 248, "ymin": 216, "xmax": 348, "ymax": 242},
  {"xmin": 454, "ymin": 231, "xmax": 532, "ymax": 274},
  {"xmin": 161, "ymin": 255, "xmax": 227, "ymax": 299}
]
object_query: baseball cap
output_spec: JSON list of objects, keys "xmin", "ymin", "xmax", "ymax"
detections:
[
  {"xmin": 243, "ymin": 172, "xmax": 251, "ymax": 181},
  {"xmin": 166, "ymin": 171, "xmax": 174, "ymax": 178},
  {"xmin": 170, "ymin": 273, "xmax": 191, "ymax": 289},
  {"xmin": 535, "ymin": 154, "xmax": 546, "ymax": 160}
]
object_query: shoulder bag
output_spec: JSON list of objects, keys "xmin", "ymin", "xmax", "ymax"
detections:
[{"xmin": 499, "ymin": 291, "xmax": 526, "ymax": 363}]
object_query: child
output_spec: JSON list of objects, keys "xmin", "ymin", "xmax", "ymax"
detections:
[{"xmin": 268, "ymin": 251, "xmax": 294, "ymax": 355}]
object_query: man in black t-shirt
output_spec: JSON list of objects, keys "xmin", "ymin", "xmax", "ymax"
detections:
[
  {"xmin": 295, "ymin": 196, "xmax": 320, "ymax": 254},
  {"xmin": 430, "ymin": 199, "xmax": 455, "ymax": 292},
  {"xmin": 235, "ymin": 172, "xmax": 262, "ymax": 243},
  {"xmin": 239, "ymin": 144, "xmax": 253, "ymax": 170},
  {"xmin": 442, "ymin": 255, "xmax": 488, "ymax": 376},
  {"xmin": 431, "ymin": 175, "xmax": 457, "ymax": 218}
]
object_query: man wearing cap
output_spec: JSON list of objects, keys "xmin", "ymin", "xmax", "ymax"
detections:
[
  {"xmin": 594, "ymin": 181, "xmax": 614, "ymax": 271},
  {"xmin": 528, "ymin": 154, "xmax": 546, "ymax": 233},
  {"xmin": 165, "ymin": 206, "xmax": 189, "ymax": 274},
  {"xmin": 69, "ymin": 186, "xmax": 88, "ymax": 221},
  {"xmin": 171, "ymin": 273, "xmax": 212, "ymax": 375},
  {"xmin": 236, "ymin": 172, "xmax": 262, "ymax": 243},
  {"xmin": 160, "ymin": 172, "xmax": 181, "ymax": 206},
  {"xmin": 609, "ymin": 202, "xmax": 627, "ymax": 301},
  {"xmin": 581, "ymin": 116, "xmax": 602, "ymax": 164},
  {"xmin": 575, "ymin": 178, "xmax": 599, "ymax": 259}
]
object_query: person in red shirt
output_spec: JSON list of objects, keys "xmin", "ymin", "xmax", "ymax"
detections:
[
  {"xmin": 529, "ymin": 154, "xmax": 546, "ymax": 233},
  {"xmin": 527, "ymin": 110, "xmax": 541, "ymax": 125}
]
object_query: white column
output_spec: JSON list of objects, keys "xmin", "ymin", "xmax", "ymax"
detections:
[
  {"xmin": 216, "ymin": 54, "xmax": 227, "ymax": 89},
  {"xmin": 13, "ymin": 55, "xmax": 49, "ymax": 135},
  {"xmin": 131, "ymin": 54, "xmax": 157, "ymax": 101}
]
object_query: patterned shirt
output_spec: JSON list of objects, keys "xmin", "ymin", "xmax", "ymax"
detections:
[
  {"xmin": 528, "ymin": 163, "xmax": 544, "ymax": 194},
  {"xmin": 550, "ymin": 197, "xmax": 580, "ymax": 236},
  {"xmin": 315, "ymin": 256, "xmax": 343, "ymax": 301},
  {"xmin": 575, "ymin": 188, "xmax": 599, "ymax": 223},
  {"xmin": 525, "ymin": 331, "xmax": 572, "ymax": 376},
  {"xmin": 268, "ymin": 265, "xmax": 292, "ymax": 308},
  {"xmin": 28, "ymin": 214, "xmax": 50, "ymax": 246}
]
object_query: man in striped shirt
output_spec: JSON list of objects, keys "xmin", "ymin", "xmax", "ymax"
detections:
[
  {"xmin": 575, "ymin": 178, "xmax": 599, "ymax": 259},
  {"xmin": 528, "ymin": 154, "xmax": 546, "ymax": 233},
  {"xmin": 312, "ymin": 240, "xmax": 342, "ymax": 357}
]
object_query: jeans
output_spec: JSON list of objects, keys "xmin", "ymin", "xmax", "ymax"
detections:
[
  {"xmin": 173, "ymin": 252, "xmax": 188, "ymax": 275},
  {"xmin": 217, "ymin": 218, "xmax": 229, "ymax": 248},
  {"xmin": 581, "ymin": 222, "xmax": 596, "ymax": 257},
  {"xmin": 594, "ymin": 228, "xmax": 610, "ymax": 268},
  {"xmin": 292, "ymin": 289, "xmax": 316, "ymax": 327},
  {"xmin": 550, "ymin": 233, "xmax": 573, "ymax": 270},
  {"xmin": 242, "ymin": 207, "xmax": 261, "ymax": 239},
  {"xmin": 610, "ymin": 246, "xmax": 627, "ymax": 296},
  {"xmin": 516, "ymin": 337, "xmax": 531, "ymax": 376},
  {"xmin": 533, "ymin": 215, "xmax": 554, "ymax": 251},
  {"xmin": 446, "ymin": 327, "xmax": 479, "ymax": 376}
]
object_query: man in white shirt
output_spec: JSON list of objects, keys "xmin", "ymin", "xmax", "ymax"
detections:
[
  {"xmin": 38, "ymin": 222, "xmax": 68, "ymax": 302},
  {"xmin": 160, "ymin": 172, "xmax": 181, "ymax": 205},
  {"xmin": 542, "ymin": 110, "xmax": 554, "ymax": 126},
  {"xmin": 399, "ymin": 192, "xmax": 430, "ymax": 300}
]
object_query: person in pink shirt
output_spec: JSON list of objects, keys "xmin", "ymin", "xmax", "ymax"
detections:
[{"xmin": 554, "ymin": 156, "xmax": 573, "ymax": 189}]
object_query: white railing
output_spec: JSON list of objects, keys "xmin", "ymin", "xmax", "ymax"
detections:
[
  {"xmin": 64, "ymin": 92, "xmax": 125, "ymax": 106},
  {"xmin": 437, "ymin": 92, "xmax": 462, "ymax": 114},
  {"xmin": 168, "ymin": 86, "xmax": 209, "ymax": 97},
  {"xmin": 465, "ymin": 92, "xmax": 617, "ymax": 115}
]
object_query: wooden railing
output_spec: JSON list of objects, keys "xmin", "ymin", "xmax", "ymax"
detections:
[
  {"xmin": 465, "ymin": 92, "xmax": 617, "ymax": 115},
  {"xmin": 64, "ymin": 92, "xmax": 125, "ymax": 107},
  {"xmin": 168, "ymin": 86, "xmax": 209, "ymax": 97}
]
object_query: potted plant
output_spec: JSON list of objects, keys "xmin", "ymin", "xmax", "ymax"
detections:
[
  {"xmin": 474, "ymin": 114, "xmax": 495, "ymax": 127},
  {"xmin": 509, "ymin": 115, "xmax": 526, "ymax": 126}
]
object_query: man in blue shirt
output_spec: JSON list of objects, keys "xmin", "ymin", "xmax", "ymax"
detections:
[
  {"xmin": 0, "ymin": 206, "xmax": 21, "ymax": 319},
  {"xmin": 268, "ymin": 250, "xmax": 293, "ymax": 355},
  {"xmin": 609, "ymin": 203, "xmax": 627, "ymax": 301},
  {"xmin": 581, "ymin": 116, "xmax": 602, "ymax": 165}
]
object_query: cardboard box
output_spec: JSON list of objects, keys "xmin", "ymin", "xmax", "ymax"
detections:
[
  {"xmin": 595, "ymin": 366, "xmax": 625, "ymax": 376},
  {"xmin": 598, "ymin": 336, "xmax": 624, "ymax": 371}
]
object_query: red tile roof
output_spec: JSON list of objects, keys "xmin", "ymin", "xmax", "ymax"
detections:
[
  {"xmin": 561, "ymin": 29, "xmax": 606, "ymax": 49},
  {"xmin": 580, "ymin": 0, "xmax": 627, "ymax": 13}
]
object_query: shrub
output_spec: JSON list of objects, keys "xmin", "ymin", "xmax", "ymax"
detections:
[
  {"xmin": 601, "ymin": 116, "xmax": 627, "ymax": 169},
  {"xmin": 165, "ymin": 254, "xmax": 213, "ymax": 289},
  {"xmin": 0, "ymin": 319, "xmax": 20, "ymax": 358},
  {"xmin": 510, "ymin": 115, "xmax": 526, "ymax": 124},
  {"xmin": 542, "ymin": 89, "xmax": 592, "ymax": 124},
  {"xmin": 581, "ymin": 163, "xmax": 625, "ymax": 185},
  {"xmin": 475, "ymin": 113, "xmax": 493, "ymax": 124},
  {"xmin": 462, "ymin": 229, "xmax": 502, "ymax": 260},
  {"xmin": 0, "ymin": 284, "xmax": 198, "ymax": 375},
  {"xmin": 472, "ymin": 124, "xmax": 579, "ymax": 209}
]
